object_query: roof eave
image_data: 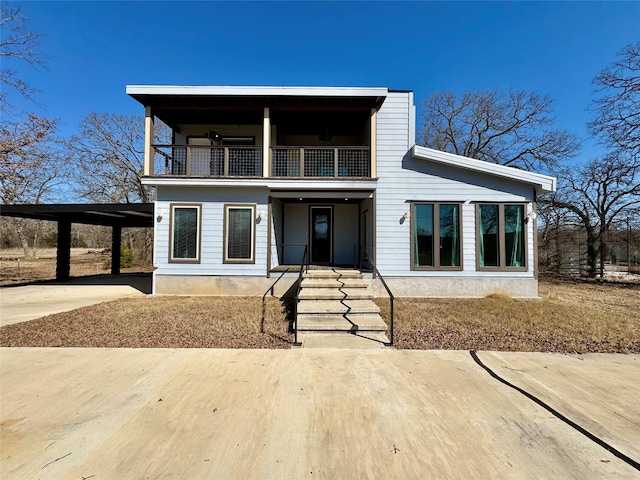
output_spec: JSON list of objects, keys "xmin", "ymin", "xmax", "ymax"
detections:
[{"xmin": 412, "ymin": 145, "xmax": 556, "ymax": 194}]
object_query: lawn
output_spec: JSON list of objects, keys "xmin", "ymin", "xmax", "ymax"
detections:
[
  {"xmin": 384, "ymin": 276, "xmax": 639, "ymax": 353},
  {"xmin": 1, "ymin": 276, "xmax": 638, "ymax": 353}
]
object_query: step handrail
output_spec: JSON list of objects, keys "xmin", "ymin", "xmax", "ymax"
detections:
[
  {"xmin": 293, "ymin": 245, "xmax": 309, "ymax": 346},
  {"xmin": 260, "ymin": 268, "xmax": 290, "ymax": 334},
  {"xmin": 359, "ymin": 246, "xmax": 394, "ymax": 346}
]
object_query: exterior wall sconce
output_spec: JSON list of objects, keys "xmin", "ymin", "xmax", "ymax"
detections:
[
  {"xmin": 257, "ymin": 211, "xmax": 265, "ymax": 221},
  {"xmin": 403, "ymin": 211, "xmax": 410, "ymax": 220},
  {"xmin": 526, "ymin": 211, "xmax": 537, "ymax": 223},
  {"xmin": 157, "ymin": 209, "xmax": 165, "ymax": 222}
]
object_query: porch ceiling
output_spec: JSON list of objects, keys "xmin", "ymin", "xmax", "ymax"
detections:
[{"xmin": 129, "ymin": 93, "xmax": 381, "ymax": 133}]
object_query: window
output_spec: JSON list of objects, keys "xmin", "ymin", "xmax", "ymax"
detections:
[
  {"xmin": 169, "ymin": 204, "xmax": 201, "ymax": 263},
  {"xmin": 224, "ymin": 204, "xmax": 256, "ymax": 263},
  {"xmin": 411, "ymin": 203, "xmax": 461, "ymax": 270},
  {"xmin": 477, "ymin": 203, "xmax": 526, "ymax": 270}
]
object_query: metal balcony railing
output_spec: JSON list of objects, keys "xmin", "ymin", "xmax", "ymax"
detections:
[
  {"xmin": 153, "ymin": 145, "xmax": 263, "ymax": 177},
  {"xmin": 150, "ymin": 145, "xmax": 371, "ymax": 179},
  {"xmin": 270, "ymin": 146, "xmax": 370, "ymax": 178}
]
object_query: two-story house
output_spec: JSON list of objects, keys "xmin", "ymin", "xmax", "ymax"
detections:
[{"xmin": 127, "ymin": 86, "xmax": 555, "ymax": 298}]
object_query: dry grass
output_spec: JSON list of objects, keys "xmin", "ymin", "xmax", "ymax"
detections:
[
  {"xmin": 1, "ymin": 271, "xmax": 638, "ymax": 352},
  {"xmin": 378, "ymin": 276, "xmax": 640, "ymax": 353},
  {"xmin": 0, "ymin": 248, "xmax": 151, "ymax": 286},
  {"xmin": 0, "ymin": 296, "xmax": 292, "ymax": 349}
]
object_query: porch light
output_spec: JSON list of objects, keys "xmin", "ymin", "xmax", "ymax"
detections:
[
  {"xmin": 257, "ymin": 211, "xmax": 265, "ymax": 221},
  {"xmin": 403, "ymin": 211, "xmax": 410, "ymax": 220}
]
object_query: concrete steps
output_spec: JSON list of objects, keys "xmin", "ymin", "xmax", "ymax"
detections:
[
  {"xmin": 297, "ymin": 314, "xmax": 388, "ymax": 332},
  {"xmin": 301, "ymin": 278, "xmax": 370, "ymax": 289},
  {"xmin": 296, "ymin": 269, "xmax": 389, "ymax": 347},
  {"xmin": 298, "ymin": 288, "xmax": 373, "ymax": 300}
]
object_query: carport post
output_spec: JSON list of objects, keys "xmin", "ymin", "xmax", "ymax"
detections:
[
  {"xmin": 56, "ymin": 219, "xmax": 71, "ymax": 281},
  {"xmin": 111, "ymin": 225, "xmax": 122, "ymax": 275}
]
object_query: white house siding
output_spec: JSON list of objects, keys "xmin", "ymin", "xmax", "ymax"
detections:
[
  {"xmin": 282, "ymin": 203, "xmax": 308, "ymax": 264},
  {"xmin": 270, "ymin": 198, "xmax": 283, "ymax": 269},
  {"xmin": 375, "ymin": 92, "xmax": 536, "ymax": 279},
  {"xmin": 333, "ymin": 204, "xmax": 358, "ymax": 265},
  {"xmin": 154, "ymin": 186, "xmax": 270, "ymax": 277}
]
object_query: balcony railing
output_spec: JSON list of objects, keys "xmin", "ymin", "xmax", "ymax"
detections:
[
  {"xmin": 150, "ymin": 145, "xmax": 371, "ymax": 178},
  {"xmin": 271, "ymin": 146, "xmax": 370, "ymax": 178},
  {"xmin": 153, "ymin": 145, "xmax": 263, "ymax": 177}
]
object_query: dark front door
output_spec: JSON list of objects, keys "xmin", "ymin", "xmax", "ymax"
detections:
[{"xmin": 310, "ymin": 206, "xmax": 332, "ymax": 264}]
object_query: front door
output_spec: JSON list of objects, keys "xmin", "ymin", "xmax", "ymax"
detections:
[{"xmin": 310, "ymin": 206, "xmax": 332, "ymax": 264}]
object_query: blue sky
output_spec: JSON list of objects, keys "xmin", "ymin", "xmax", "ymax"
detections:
[{"xmin": 7, "ymin": 1, "xmax": 640, "ymax": 166}]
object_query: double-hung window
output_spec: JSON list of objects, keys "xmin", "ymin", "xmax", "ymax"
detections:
[
  {"xmin": 224, "ymin": 204, "xmax": 255, "ymax": 263},
  {"xmin": 169, "ymin": 204, "xmax": 201, "ymax": 263},
  {"xmin": 477, "ymin": 203, "xmax": 526, "ymax": 270},
  {"xmin": 411, "ymin": 202, "xmax": 462, "ymax": 270}
]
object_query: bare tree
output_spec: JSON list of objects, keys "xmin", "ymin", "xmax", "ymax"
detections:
[
  {"xmin": 0, "ymin": 114, "xmax": 62, "ymax": 203},
  {"xmin": 0, "ymin": 114, "xmax": 68, "ymax": 258},
  {"xmin": 590, "ymin": 42, "xmax": 640, "ymax": 159},
  {"xmin": 547, "ymin": 154, "xmax": 640, "ymax": 277},
  {"xmin": 421, "ymin": 90, "xmax": 580, "ymax": 171},
  {"xmin": 0, "ymin": 4, "xmax": 43, "ymax": 111},
  {"xmin": 0, "ymin": 3, "xmax": 65, "ymax": 259},
  {"xmin": 69, "ymin": 112, "xmax": 170, "ymax": 203}
]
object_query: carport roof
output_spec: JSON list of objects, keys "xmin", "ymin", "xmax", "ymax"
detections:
[{"xmin": 0, "ymin": 203, "xmax": 154, "ymax": 228}]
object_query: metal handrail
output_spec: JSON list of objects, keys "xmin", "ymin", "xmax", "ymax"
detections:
[
  {"xmin": 293, "ymin": 245, "xmax": 309, "ymax": 346},
  {"xmin": 359, "ymin": 246, "xmax": 394, "ymax": 346},
  {"xmin": 260, "ymin": 268, "xmax": 290, "ymax": 334}
]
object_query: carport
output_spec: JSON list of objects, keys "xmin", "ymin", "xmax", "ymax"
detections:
[{"xmin": 0, "ymin": 203, "xmax": 154, "ymax": 281}]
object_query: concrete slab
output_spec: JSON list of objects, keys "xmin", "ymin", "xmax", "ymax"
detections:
[
  {"xmin": 477, "ymin": 351, "xmax": 640, "ymax": 463},
  {"xmin": 1, "ymin": 348, "xmax": 639, "ymax": 479},
  {"xmin": 0, "ymin": 274, "xmax": 150, "ymax": 326}
]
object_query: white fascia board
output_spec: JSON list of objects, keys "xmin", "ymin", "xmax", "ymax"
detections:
[
  {"xmin": 412, "ymin": 145, "xmax": 557, "ymax": 193},
  {"xmin": 141, "ymin": 177, "xmax": 377, "ymax": 190},
  {"xmin": 142, "ymin": 177, "xmax": 272, "ymax": 188},
  {"xmin": 126, "ymin": 85, "xmax": 388, "ymax": 98}
]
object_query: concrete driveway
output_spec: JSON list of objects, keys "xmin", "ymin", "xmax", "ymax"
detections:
[
  {"xmin": 0, "ymin": 274, "xmax": 150, "ymax": 326},
  {"xmin": 1, "ymin": 348, "xmax": 638, "ymax": 479}
]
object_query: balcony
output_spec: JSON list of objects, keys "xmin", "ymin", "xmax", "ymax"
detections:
[
  {"xmin": 151, "ymin": 145, "xmax": 371, "ymax": 178},
  {"xmin": 270, "ymin": 147, "xmax": 370, "ymax": 178},
  {"xmin": 153, "ymin": 145, "xmax": 262, "ymax": 176}
]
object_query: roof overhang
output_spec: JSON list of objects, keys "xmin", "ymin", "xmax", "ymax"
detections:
[
  {"xmin": 0, "ymin": 203, "xmax": 154, "ymax": 228},
  {"xmin": 412, "ymin": 145, "xmax": 557, "ymax": 194},
  {"xmin": 126, "ymin": 85, "xmax": 389, "ymax": 131},
  {"xmin": 127, "ymin": 85, "xmax": 388, "ymax": 101}
]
